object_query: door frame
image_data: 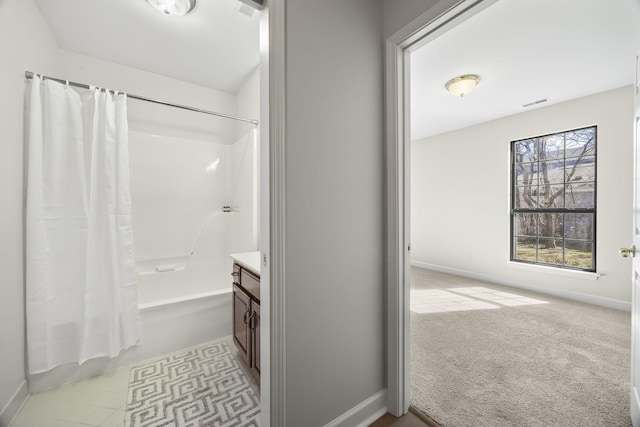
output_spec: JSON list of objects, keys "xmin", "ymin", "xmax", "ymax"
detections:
[
  {"xmin": 261, "ymin": 0, "xmax": 286, "ymax": 425},
  {"xmin": 384, "ymin": 0, "xmax": 500, "ymax": 415},
  {"xmin": 630, "ymin": 51, "xmax": 640, "ymax": 426}
]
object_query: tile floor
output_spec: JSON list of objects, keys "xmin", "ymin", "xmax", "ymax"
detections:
[
  {"xmin": 11, "ymin": 365, "xmax": 131, "ymax": 427},
  {"xmin": 10, "ymin": 337, "xmax": 254, "ymax": 427},
  {"xmin": 410, "ymin": 286, "xmax": 548, "ymax": 314}
]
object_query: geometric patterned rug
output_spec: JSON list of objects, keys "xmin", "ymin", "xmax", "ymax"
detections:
[{"xmin": 125, "ymin": 341, "xmax": 260, "ymax": 426}]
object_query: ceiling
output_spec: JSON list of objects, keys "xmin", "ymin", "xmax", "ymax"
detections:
[
  {"xmin": 34, "ymin": 0, "xmax": 260, "ymax": 93},
  {"xmin": 410, "ymin": 0, "xmax": 640, "ymax": 141}
]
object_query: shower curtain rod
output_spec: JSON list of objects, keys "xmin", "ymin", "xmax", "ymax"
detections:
[{"xmin": 24, "ymin": 71, "xmax": 259, "ymax": 126}]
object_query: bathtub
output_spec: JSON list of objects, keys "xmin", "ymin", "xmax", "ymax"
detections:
[
  {"xmin": 29, "ymin": 247, "xmax": 235, "ymax": 393},
  {"xmin": 28, "ymin": 287, "xmax": 232, "ymax": 393}
]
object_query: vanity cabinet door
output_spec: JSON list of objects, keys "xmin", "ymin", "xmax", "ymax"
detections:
[
  {"xmin": 233, "ymin": 285, "xmax": 251, "ymax": 365},
  {"xmin": 251, "ymin": 301, "xmax": 260, "ymax": 376}
]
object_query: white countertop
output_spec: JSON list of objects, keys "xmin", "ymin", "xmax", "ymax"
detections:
[{"xmin": 230, "ymin": 251, "xmax": 261, "ymax": 276}]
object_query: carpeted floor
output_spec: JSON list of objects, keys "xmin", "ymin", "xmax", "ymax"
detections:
[
  {"xmin": 125, "ymin": 340, "xmax": 260, "ymax": 426},
  {"xmin": 410, "ymin": 267, "xmax": 631, "ymax": 427}
]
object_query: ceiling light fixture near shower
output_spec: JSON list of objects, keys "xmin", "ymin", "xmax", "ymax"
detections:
[
  {"xmin": 146, "ymin": 0, "xmax": 196, "ymax": 16},
  {"xmin": 445, "ymin": 74, "xmax": 480, "ymax": 97}
]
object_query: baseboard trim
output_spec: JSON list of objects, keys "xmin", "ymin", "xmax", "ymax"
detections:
[
  {"xmin": 324, "ymin": 389, "xmax": 387, "ymax": 427},
  {"xmin": 0, "ymin": 380, "xmax": 29, "ymax": 427},
  {"xmin": 411, "ymin": 261, "xmax": 631, "ymax": 312}
]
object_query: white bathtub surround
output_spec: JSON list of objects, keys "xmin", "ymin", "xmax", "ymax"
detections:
[
  {"xmin": 230, "ymin": 129, "xmax": 260, "ymax": 252},
  {"xmin": 129, "ymin": 129, "xmax": 258, "ymax": 306},
  {"xmin": 230, "ymin": 251, "xmax": 262, "ymax": 275},
  {"xmin": 25, "ymin": 76, "xmax": 140, "ymax": 375},
  {"xmin": 27, "ymin": 128, "xmax": 257, "ymax": 393}
]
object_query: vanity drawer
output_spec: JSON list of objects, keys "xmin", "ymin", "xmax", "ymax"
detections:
[{"xmin": 240, "ymin": 268, "xmax": 260, "ymax": 300}]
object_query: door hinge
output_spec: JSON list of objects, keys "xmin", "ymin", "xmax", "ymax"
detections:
[{"xmin": 408, "ymin": 244, "xmax": 411, "ymax": 251}]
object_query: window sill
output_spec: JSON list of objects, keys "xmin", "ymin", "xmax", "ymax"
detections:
[{"xmin": 506, "ymin": 261, "xmax": 600, "ymax": 281}]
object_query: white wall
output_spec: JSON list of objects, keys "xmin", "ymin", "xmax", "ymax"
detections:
[
  {"xmin": 411, "ymin": 86, "xmax": 633, "ymax": 304},
  {"xmin": 284, "ymin": 1, "xmax": 385, "ymax": 425},
  {"xmin": 382, "ymin": 0, "xmax": 441, "ymax": 38},
  {"xmin": 0, "ymin": 0, "xmax": 59, "ymax": 423},
  {"xmin": 56, "ymin": 50, "xmax": 238, "ymax": 143}
]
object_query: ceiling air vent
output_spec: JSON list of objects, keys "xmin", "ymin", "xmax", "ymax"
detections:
[{"xmin": 522, "ymin": 98, "xmax": 550, "ymax": 108}]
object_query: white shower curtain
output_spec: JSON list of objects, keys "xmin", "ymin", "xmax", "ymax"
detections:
[{"xmin": 26, "ymin": 75, "xmax": 140, "ymax": 374}]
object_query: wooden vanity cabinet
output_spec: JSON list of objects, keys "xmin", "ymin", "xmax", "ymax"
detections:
[
  {"xmin": 233, "ymin": 285, "xmax": 251, "ymax": 365},
  {"xmin": 232, "ymin": 262, "xmax": 260, "ymax": 377}
]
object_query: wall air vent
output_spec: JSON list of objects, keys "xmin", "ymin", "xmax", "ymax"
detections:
[{"xmin": 522, "ymin": 98, "xmax": 550, "ymax": 108}]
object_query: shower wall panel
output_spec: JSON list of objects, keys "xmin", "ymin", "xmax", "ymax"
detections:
[{"xmin": 129, "ymin": 131, "xmax": 257, "ymax": 306}]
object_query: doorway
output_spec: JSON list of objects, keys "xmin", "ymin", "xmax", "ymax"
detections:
[
  {"xmin": 6, "ymin": 2, "xmax": 270, "ymax": 426},
  {"xmin": 386, "ymin": 0, "xmax": 640, "ymax": 423}
]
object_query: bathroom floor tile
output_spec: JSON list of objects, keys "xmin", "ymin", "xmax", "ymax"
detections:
[
  {"xmin": 10, "ymin": 367, "xmax": 130, "ymax": 427},
  {"xmin": 81, "ymin": 407, "xmax": 117, "ymax": 426},
  {"xmin": 50, "ymin": 402, "xmax": 98, "ymax": 423},
  {"xmin": 76, "ymin": 389, "xmax": 127, "ymax": 409}
]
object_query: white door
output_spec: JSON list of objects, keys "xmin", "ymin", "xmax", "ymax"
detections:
[{"xmin": 631, "ymin": 52, "xmax": 640, "ymax": 426}]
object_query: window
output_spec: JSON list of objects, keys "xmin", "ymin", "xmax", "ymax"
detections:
[{"xmin": 511, "ymin": 126, "xmax": 596, "ymax": 271}]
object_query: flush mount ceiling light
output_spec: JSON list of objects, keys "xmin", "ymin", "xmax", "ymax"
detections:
[
  {"xmin": 445, "ymin": 74, "xmax": 480, "ymax": 97},
  {"xmin": 146, "ymin": 0, "xmax": 196, "ymax": 16}
]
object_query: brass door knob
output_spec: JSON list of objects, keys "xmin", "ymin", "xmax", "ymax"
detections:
[{"xmin": 620, "ymin": 245, "xmax": 636, "ymax": 258}]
